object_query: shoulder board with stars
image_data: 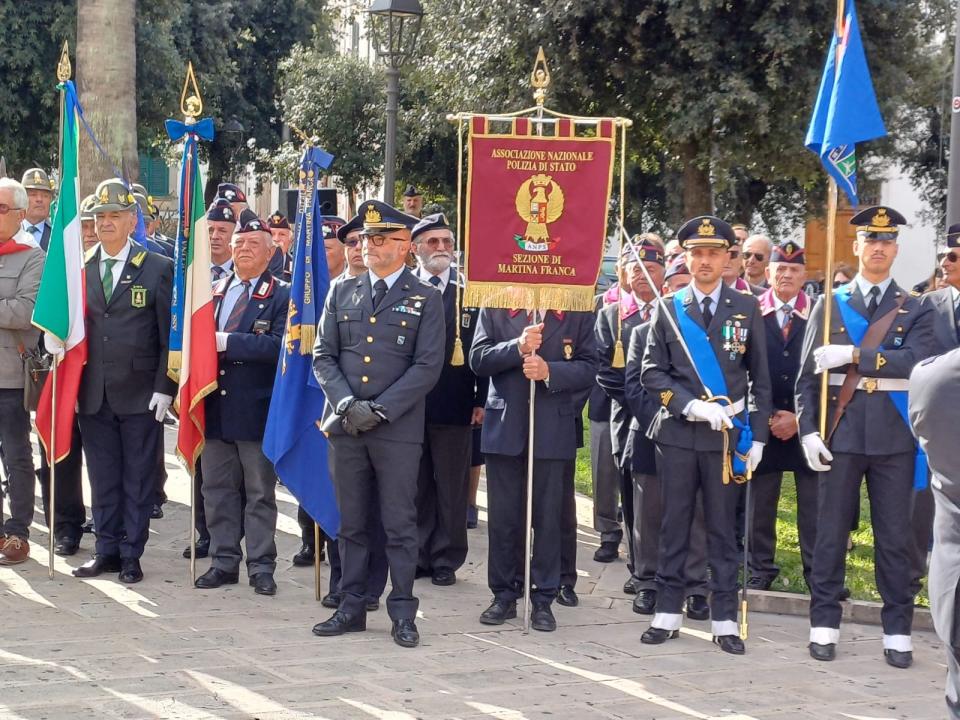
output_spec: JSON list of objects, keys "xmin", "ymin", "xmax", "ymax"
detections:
[{"xmin": 909, "ymin": 289, "xmax": 922, "ymax": 297}]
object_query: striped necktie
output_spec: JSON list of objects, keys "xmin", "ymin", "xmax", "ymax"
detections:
[{"xmin": 223, "ymin": 281, "xmax": 251, "ymax": 332}]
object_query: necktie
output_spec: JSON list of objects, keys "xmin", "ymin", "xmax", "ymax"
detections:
[
  {"xmin": 867, "ymin": 286, "xmax": 881, "ymax": 318},
  {"xmin": 781, "ymin": 304, "xmax": 793, "ymax": 340},
  {"xmin": 640, "ymin": 303, "xmax": 651, "ymax": 322},
  {"xmin": 102, "ymin": 258, "xmax": 118, "ymax": 302},
  {"xmin": 211, "ymin": 265, "xmax": 225, "ymax": 283},
  {"xmin": 373, "ymin": 279, "xmax": 388, "ymax": 310},
  {"xmin": 29, "ymin": 225, "xmax": 40, "ymax": 239},
  {"xmin": 223, "ymin": 281, "xmax": 251, "ymax": 332},
  {"xmin": 701, "ymin": 296, "xmax": 713, "ymax": 328},
  {"xmin": 429, "ymin": 275, "xmax": 442, "ymax": 287}
]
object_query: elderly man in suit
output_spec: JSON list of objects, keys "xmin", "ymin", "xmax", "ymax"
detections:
[
  {"xmin": 19, "ymin": 168, "xmax": 54, "ymax": 251},
  {"xmin": 909, "ymin": 348, "xmax": 960, "ymax": 718},
  {"xmin": 470, "ymin": 303, "xmax": 597, "ymax": 632},
  {"xmin": 194, "ymin": 209, "xmax": 288, "ymax": 596},
  {"xmin": 312, "ymin": 199, "xmax": 445, "ymax": 648},
  {"xmin": 62, "ymin": 179, "xmax": 175, "ymax": 584}
]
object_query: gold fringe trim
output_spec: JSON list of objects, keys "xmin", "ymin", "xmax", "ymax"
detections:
[
  {"xmin": 612, "ymin": 340, "xmax": 625, "ymax": 368},
  {"xmin": 299, "ymin": 324, "xmax": 316, "ymax": 356},
  {"xmin": 462, "ymin": 283, "xmax": 596, "ymax": 313},
  {"xmin": 450, "ymin": 337, "xmax": 465, "ymax": 366}
]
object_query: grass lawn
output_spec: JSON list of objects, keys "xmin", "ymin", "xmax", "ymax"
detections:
[{"xmin": 574, "ymin": 414, "xmax": 929, "ymax": 605}]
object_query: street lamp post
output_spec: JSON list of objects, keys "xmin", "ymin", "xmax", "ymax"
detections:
[{"xmin": 367, "ymin": 0, "xmax": 424, "ymax": 203}]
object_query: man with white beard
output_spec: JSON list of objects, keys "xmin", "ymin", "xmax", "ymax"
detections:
[{"xmin": 411, "ymin": 213, "xmax": 485, "ymax": 587}]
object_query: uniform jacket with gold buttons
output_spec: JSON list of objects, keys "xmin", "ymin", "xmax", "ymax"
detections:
[
  {"xmin": 205, "ymin": 270, "xmax": 289, "ymax": 442},
  {"xmin": 313, "ymin": 267, "xmax": 445, "ymax": 443}
]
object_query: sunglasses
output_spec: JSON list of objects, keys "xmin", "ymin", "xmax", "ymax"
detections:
[
  {"xmin": 344, "ymin": 239, "xmax": 361, "ymax": 248},
  {"xmin": 0, "ymin": 204, "xmax": 25, "ymax": 215},
  {"xmin": 742, "ymin": 252, "xmax": 765, "ymax": 261},
  {"xmin": 942, "ymin": 251, "xmax": 959, "ymax": 263}
]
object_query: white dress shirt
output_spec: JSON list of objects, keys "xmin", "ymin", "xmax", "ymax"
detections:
[{"xmin": 369, "ymin": 265, "xmax": 405, "ymax": 291}]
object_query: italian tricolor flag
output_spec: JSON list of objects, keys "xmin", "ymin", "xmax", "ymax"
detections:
[
  {"xmin": 32, "ymin": 81, "xmax": 86, "ymax": 464},
  {"xmin": 167, "ymin": 134, "xmax": 217, "ymax": 472}
]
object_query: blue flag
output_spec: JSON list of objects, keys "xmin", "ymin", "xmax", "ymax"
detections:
[
  {"xmin": 804, "ymin": 0, "xmax": 886, "ymax": 205},
  {"xmin": 263, "ymin": 146, "xmax": 338, "ymax": 537}
]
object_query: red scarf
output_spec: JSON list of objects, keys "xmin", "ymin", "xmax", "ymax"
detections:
[{"xmin": 0, "ymin": 238, "xmax": 33, "ymax": 256}]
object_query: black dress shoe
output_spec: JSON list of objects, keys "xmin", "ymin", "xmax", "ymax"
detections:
[
  {"xmin": 593, "ymin": 541, "xmax": 619, "ymax": 563},
  {"xmin": 54, "ymin": 537, "xmax": 80, "ymax": 557},
  {"xmin": 250, "ymin": 572, "xmax": 277, "ymax": 596},
  {"xmin": 391, "ymin": 618, "xmax": 420, "ymax": 648},
  {"xmin": 119, "ymin": 558, "xmax": 143, "ymax": 584},
  {"xmin": 556, "ymin": 584, "xmax": 579, "ymax": 607},
  {"xmin": 632, "ymin": 589, "xmax": 657, "ymax": 615},
  {"xmin": 746, "ymin": 576, "xmax": 772, "ymax": 591},
  {"xmin": 884, "ymin": 649, "xmax": 913, "ymax": 669},
  {"xmin": 479, "ymin": 599, "xmax": 517, "ymax": 625},
  {"xmin": 150, "ymin": 504, "xmax": 164, "ymax": 520},
  {"xmin": 292, "ymin": 544, "xmax": 315, "ymax": 567},
  {"xmin": 415, "ymin": 566, "xmax": 432, "ymax": 579},
  {"xmin": 714, "ymin": 634, "xmax": 745, "ymax": 655},
  {"xmin": 838, "ymin": 586, "xmax": 852, "ymax": 601},
  {"xmin": 623, "ymin": 577, "xmax": 642, "ymax": 595},
  {"xmin": 432, "ymin": 568, "xmax": 456, "ymax": 586},
  {"xmin": 182, "ymin": 536, "xmax": 210, "ymax": 559},
  {"xmin": 81, "ymin": 520, "xmax": 95, "ymax": 534},
  {"xmin": 366, "ymin": 599, "xmax": 380, "ymax": 612},
  {"xmin": 641, "ymin": 627, "xmax": 679, "ymax": 644},
  {"xmin": 685, "ymin": 594, "xmax": 710, "ymax": 621},
  {"xmin": 530, "ymin": 602, "xmax": 557, "ymax": 632},
  {"xmin": 321, "ymin": 592, "xmax": 341, "ymax": 609},
  {"xmin": 194, "ymin": 567, "xmax": 239, "ymax": 589},
  {"xmin": 809, "ymin": 642, "xmax": 836, "ymax": 661},
  {"xmin": 312, "ymin": 610, "xmax": 366, "ymax": 636},
  {"xmin": 72, "ymin": 554, "xmax": 121, "ymax": 578}
]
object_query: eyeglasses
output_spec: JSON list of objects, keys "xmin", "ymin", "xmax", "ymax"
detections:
[
  {"xmin": 363, "ymin": 232, "xmax": 407, "ymax": 247},
  {"xmin": 742, "ymin": 252, "xmax": 765, "ymax": 261},
  {"xmin": 344, "ymin": 239, "xmax": 361, "ymax": 248},
  {"xmin": 421, "ymin": 236, "xmax": 454, "ymax": 249},
  {"xmin": 0, "ymin": 204, "xmax": 25, "ymax": 215}
]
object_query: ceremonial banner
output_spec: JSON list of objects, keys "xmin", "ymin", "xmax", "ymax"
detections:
[
  {"xmin": 165, "ymin": 116, "xmax": 217, "ymax": 471},
  {"xmin": 263, "ymin": 146, "xmax": 339, "ymax": 538},
  {"xmin": 32, "ymin": 80, "xmax": 86, "ymax": 463},
  {"xmin": 463, "ymin": 117, "xmax": 616, "ymax": 311}
]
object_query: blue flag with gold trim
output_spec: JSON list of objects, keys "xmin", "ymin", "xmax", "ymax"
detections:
[{"xmin": 263, "ymin": 146, "xmax": 338, "ymax": 537}]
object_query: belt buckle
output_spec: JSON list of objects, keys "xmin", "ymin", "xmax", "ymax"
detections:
[{"xmin": 863, "ymin": 378, "xmax": 878, "ymax": 394}]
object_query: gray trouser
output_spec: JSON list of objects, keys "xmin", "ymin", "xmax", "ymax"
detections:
[
  {"xmin": 201, "ymin": 439, "xmax": 278, "ymax": 576},
  {"xmin": 633, "ymin": 470, "xmax": 708, "ymax": 594},
  {"xmin": 0, "ymin": 389, "xmax": 35, "ymax": 540},
  {"xmin": 930, "ymin": 476, "xmax": 960, "ymax": 716},
  {"xmin": 590, "ymin": 419, "xmax": 622, "ymax": 544}
]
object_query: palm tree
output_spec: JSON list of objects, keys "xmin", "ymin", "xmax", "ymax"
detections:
[{"xmin": 76, "ymin": 0, "xmax": 138, "ymax": 195}]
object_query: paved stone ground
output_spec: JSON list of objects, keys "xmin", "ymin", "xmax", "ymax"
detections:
[{"xmin": 0, "ymin": 428, "xmax": 951, "ymax": 719}]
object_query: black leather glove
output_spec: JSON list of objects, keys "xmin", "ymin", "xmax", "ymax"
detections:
[{"xmin": 341, "ymin": 400, "xmax": 386, "ymax": 435}]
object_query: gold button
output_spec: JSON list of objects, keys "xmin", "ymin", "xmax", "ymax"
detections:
[
  {"xmin": 364, "ymin": 356, "xmax": 371, "ymax": 363},
  {"xmin": 219, "ymin": 370, "xmax": 225, "ymax": 376},
  {"xmin": 401, "ymin": 320, "xmax": 407, "ymax": 327},
  {"xmin": 370, "ymin": 317, "xmax": 377, "ymax": 324},
  {"xmin": 367, "ymin": 336, "xmax": 373, "ymax": 343},
  {"xmin": 361, "ymin": 375, "xmax": 369, "ymax": 383}
]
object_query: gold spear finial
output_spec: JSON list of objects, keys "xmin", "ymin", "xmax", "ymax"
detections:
[
  {"xmin": 180, "ymin": 62, "xmax": 203, "ymax": 124},
  {"xmin": 530, "ymin": 46, "xmax": 550, "ymax": 107},
  {"xmin": 57, "ymin": 41, "xmax": 72, "ymax": 83}
]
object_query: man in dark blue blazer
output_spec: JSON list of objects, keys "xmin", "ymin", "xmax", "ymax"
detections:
[
  {"xmin": 411, "ymin": 213, "xmax": 486, "ymax": 587},
  {"xmin": 470, "ymin": 306, "xmax": 597, "ymax": 632}
]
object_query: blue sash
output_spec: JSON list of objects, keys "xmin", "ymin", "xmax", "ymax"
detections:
[
  {"xmin": 833, "ymin": 288, "xmax": 928, "ymax": 489},
  {"xmin": 672, "ymin": 290, "xmax": 752, "ymax": 477}
]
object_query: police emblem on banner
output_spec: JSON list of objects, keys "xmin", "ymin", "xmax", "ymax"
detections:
[{"xmin": 131, "ymin": 285, "xmax": 147, "ymax": 308}]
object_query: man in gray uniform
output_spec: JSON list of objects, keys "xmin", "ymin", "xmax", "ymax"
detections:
[
  {"xmin": 909, "ymin": 348, "xmax": 960, "ymax": 718},
  {"xmin": 640, "ymin": 215, "xmax": 771, "ymax": 655},
  {"xmin": 312, "ymin": 199, "xmax": 444, "ymax": 648},
  {"xmin": 797, "ymin": 206, "xmax": 935, "ymax": 668}
]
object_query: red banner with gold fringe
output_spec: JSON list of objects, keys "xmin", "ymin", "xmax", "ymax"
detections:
[{"xmin": 463, "ymin": 116, "xmax": 616, "ymax": 311}]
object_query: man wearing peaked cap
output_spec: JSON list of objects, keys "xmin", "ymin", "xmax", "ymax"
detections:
[
  {"xmin": 20, "ymin": 168, "xmax": 54, "ymax": 251},
  {"xmin": 60, "ymin": 178, "xmax": 175, "ymax": 584},
  {"xmin": 747, "ymin": 241, "xmax": 817, "ymax": 594},
  {"xmin": 312, "ymin": 198, "xmax": 444, "ymax": 648},
  {"xmin": 640, "ymin": 214, "xmax": 772, "ymax": 655},
  {"xmin": 79, "ymin": 194, "xmax": 100, "ymax": 251},
  {"xmin": 216, "ymin": 182, "xmax": 248, "ymax": 217},
  {"xmin": 207, "ymin": 200, "xmax": 236, "ymax": 284},
  {"xmin": 797, "ymin": 205, "xmax": 935, "ymax": 668},
  {"xmin": 266, "ymin": 211, "xmax": 293, "ymax": 282},
  {"xmin": 411, "ymin": 212, "xmax": 486, "ymax": 588},
  {"xmin": 402, "ymin": 184, "xmax": 423, "ymax": 219}
]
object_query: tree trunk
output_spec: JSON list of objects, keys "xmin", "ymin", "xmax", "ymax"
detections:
[
  {"xmin": 76, "ymin": 0, "xmax": 138, "ymax": 196},
  {"xmin": 679, "ymin": 139, "xmax": 713, "ymax": 218}
]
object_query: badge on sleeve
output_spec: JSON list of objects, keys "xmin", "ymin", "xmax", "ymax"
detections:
[
  {"xmin": 253, "ymin": 319, "xmax": 271, "ymax": 335},
  {"xmin": 131, "ymin": 285, "xmax": 147, "ymax": 308},
  {"xmin": 461, "ymin": 312, "xmax": 472, "ymax": 329},
  {"xmin": 562, "ymin": 338, "xmax": 574, "ymax": 360}
]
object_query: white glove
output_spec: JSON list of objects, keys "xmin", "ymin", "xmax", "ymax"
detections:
[
  {"xmin": 215, "ymin": 332, "xmax": 229, "ymax": 353},
  {"xmin": 801, "ymin": 432, "xmax": 833, "ymax": 472},
  {"xmin": 44, "ymin": 332, "xmax": 64, "ymax": 360},
  {"xmin": 684, "ymin": 399, "xmax": 734, "ymax": 431},
  {"xmin": 813, "ymin": 344, "xmax": 855, "ymax": 374},
  {"xmin": 747, "ymin": 441, "xmax": 765, "ymax": 473},
  {"xmin": 148, "ymin": 392, "xmax": 173, "ymax": 422}
]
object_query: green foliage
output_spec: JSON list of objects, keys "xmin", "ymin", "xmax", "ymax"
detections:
[{"xmin": 277, "ymin": 49, "xmax": 387, "ymax": 204}]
